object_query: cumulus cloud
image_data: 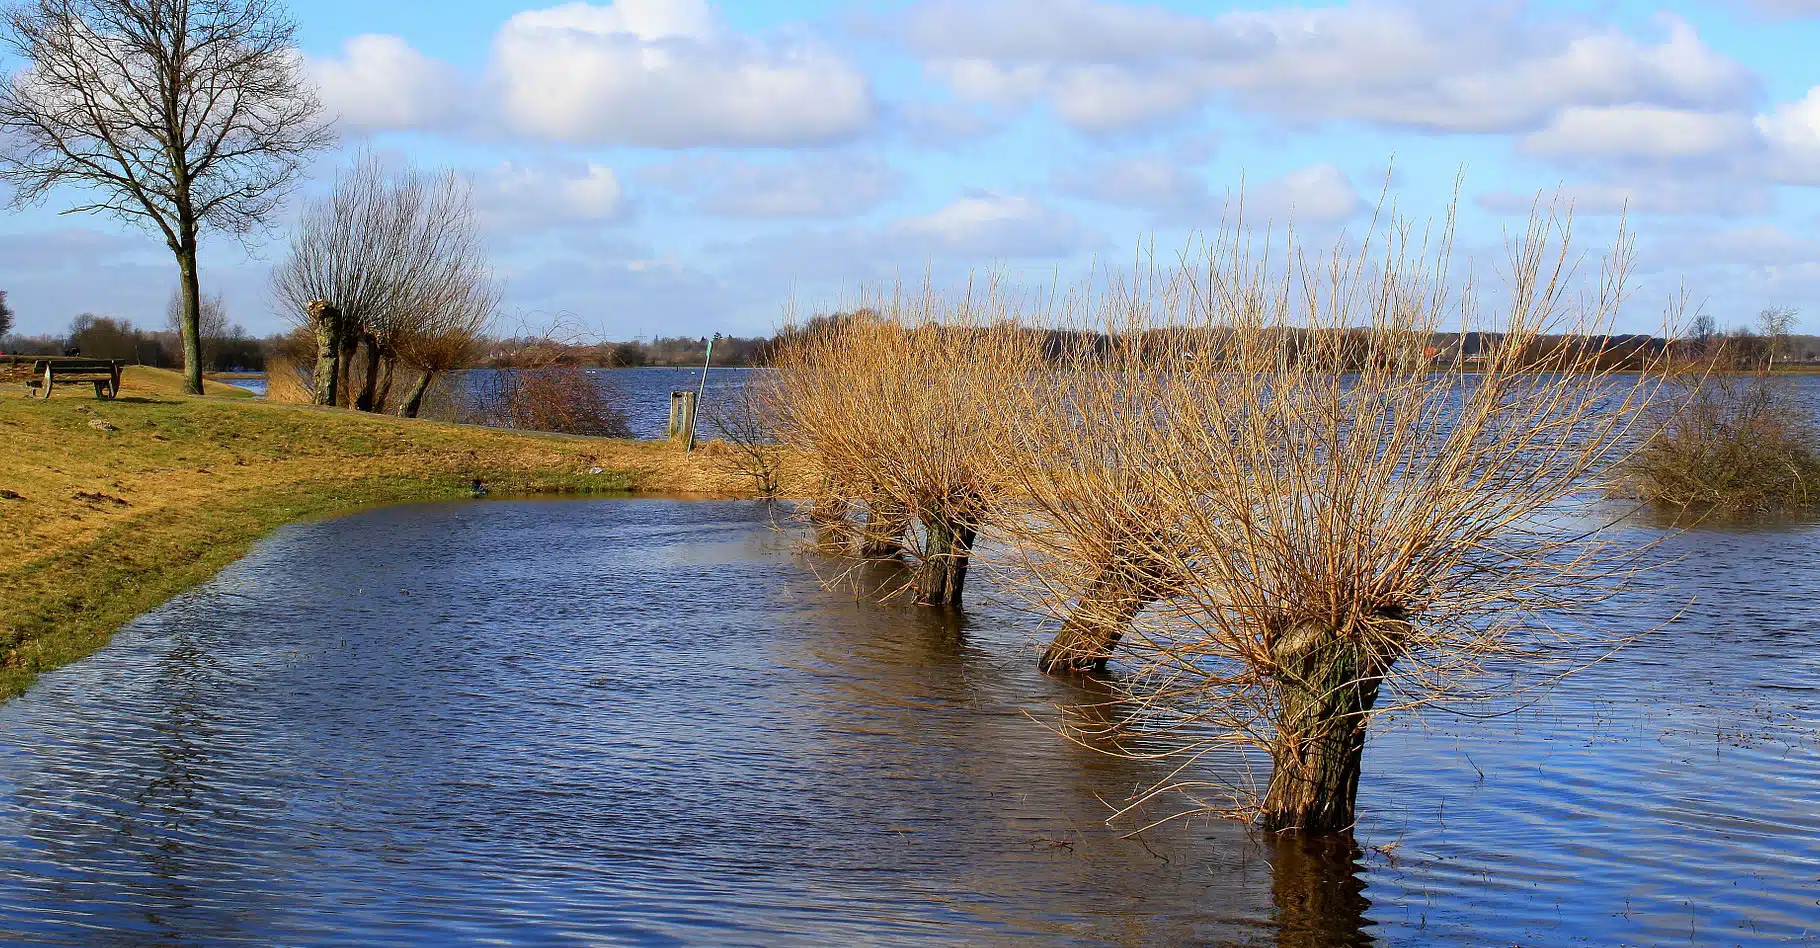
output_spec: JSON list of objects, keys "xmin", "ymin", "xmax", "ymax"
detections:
[
  {"xmin": 1738, "ymin": 0, "xmax": 1820, "ymax": 17},
  {"xmin": 303, "ymin": 2, "xmax": 874, "ymax": 147},
  {"xmin": 1243, "ymin": 165, "xmax": 1365, "ymax": 224},
  {"xmin": 1520, "ymin": 106, "xmax": 1759, "ymax": 160},
  {"xmin": 904, "ymin": 1, "xmax": 1754, "ymax": 136},
  {"xmin": 490, "ymin": 0, "xmax": 874, "ymax": 146},
  {"xmin": 1057, "ymin": 153, "xmax": 1215, "ymax": 212},
  {"xmin": 635, "ymin": 154, "xmax": 903, "ymax": 217},
  {"xmin": 891, "ymin": 193, "xmax": 1083, "ymax": 256},
  {"xmin": 1756, "ymin": 87, "xmax": 1820, "ymax": 183},
  {"xmin": 1476, "ymin": 178, "xmax": 1772, "ymax": 217},
  {"xmin": 309, "ymin": 34, "xmax": 465, "ymax": 133},
  {"xmin": 728, "ymin": 193, "xmax": 1091, "ymax": 283},
  {"xmin": 475, "ymin": 161, "xmax": 629, "ymax": 232}
]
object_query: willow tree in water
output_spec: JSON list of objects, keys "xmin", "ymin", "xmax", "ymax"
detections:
[
  {"xmin": 766, "ymin": 290, "xmax": 1047, "ymax": 608},
  {"xmin": 1006, "ymin": 202, "xmax": 1668, "ymax": 834},
  {"xmin": 0, "ymin": 0, "xmax": 330, "ymax": 394}
]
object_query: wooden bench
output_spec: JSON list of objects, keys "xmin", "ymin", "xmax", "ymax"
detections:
[{"xmin": 25, "ymin": 359, "xmax": 125, "ymax": 399}]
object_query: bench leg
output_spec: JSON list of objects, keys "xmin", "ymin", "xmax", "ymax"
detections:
[{"xmin": 93, "ymin": 380, "xmax": 109, "ymax": 399}]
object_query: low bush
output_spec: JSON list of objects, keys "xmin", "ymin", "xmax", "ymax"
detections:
[
  {"xmin": 1623, "ymin": 371, "xmax": 1820, "ymax": 513},
  {"xmin": 475, "ymin": 366, "xmax": 631, "ymax": 438}
]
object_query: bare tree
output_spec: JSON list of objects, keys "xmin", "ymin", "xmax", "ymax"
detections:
[
  {"xmin": 0, "ymin": 0, "xmax": 332, "ymax": 394},
  {"xmin": 998, "ymin": 205, "xmax": 1670, "ymax": 836},
  {"xmin": 1757, "ymin": 305, "xmax": 1798, "ymax": 366},
  {"xmin": 392, "ymin": 286, "xmax": 493, "ymax": 418},
  {"xmin": 0, "ymin": 289, "xmax": 12, "ymax": 338},
  {"xmin": 273, "ymin": 153, "xmax": 495, "ymax": 414}
]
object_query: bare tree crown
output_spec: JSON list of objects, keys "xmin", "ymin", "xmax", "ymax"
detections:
[{"xmin": 0, "ymin": 0, "xmax": 332, "ymax": 247}]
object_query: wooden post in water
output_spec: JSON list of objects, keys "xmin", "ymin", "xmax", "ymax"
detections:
[{"xmin": 670, "ymin": 390, "xmax": 697, "ymax": 443}]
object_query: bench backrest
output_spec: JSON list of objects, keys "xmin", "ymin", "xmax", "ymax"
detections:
[{"xmin": 33, "ymin": 359, "xmax": 124, "ymax": 372}]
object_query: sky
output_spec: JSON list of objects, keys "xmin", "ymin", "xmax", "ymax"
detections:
[{"xmin": 6, "ymin": 0, "xmax": 1820, "ymax": 340}]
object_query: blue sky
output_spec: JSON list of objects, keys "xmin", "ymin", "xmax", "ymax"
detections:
[{"xmin": 6, "ymin": 0, "xmax": 1820, "ymax": 340}]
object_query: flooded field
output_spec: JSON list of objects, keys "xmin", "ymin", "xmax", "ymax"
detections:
[{"xmin": 0, "ymin": 499, "xmax": 1813, "ymax": 945}]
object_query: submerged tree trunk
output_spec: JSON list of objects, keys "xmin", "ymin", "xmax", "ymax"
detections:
[
  {"xmin": 354, "ymin": 337, "xmax": 383, "ymax": 412},
  {"xmin": 808, "ymin": 493, "xmax": 858, "ymax": 554},
  {"xmin": 912, "ymin": 513, "xmax": 977, "ymax": 608},
  {"xmin": 1039, "ymin": 562, "xmax": 1167, "ymax": 673},
  {"xmin": 1268, "ymin": 835, "xmax": 1373, "ymax": 947},
  {"xmin": 1260, "ymin": 618, "xmax": 1392, "ymax": 835},
  {"xmin": 308, "ymin": 300, "xmax": 341, "ymax": 406},
  {"xmin": 397, "ymin": 368, "xmax": 435, "ymax": 418},
  {"xmin": 857, "ymin": 500, "xmax": 910, "ymax": 559}
]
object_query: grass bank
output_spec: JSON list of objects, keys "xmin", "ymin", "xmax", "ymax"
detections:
[{"xmin": 0, "ymin": 366, "xmax": 758, "ymax": 700}]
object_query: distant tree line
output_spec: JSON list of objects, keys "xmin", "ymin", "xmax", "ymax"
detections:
[{"xmin": 0, "ymin": 302, "xmax": 271, "ymax": 372}]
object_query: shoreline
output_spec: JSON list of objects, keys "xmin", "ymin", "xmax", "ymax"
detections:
[{"xmin": 0, "ymin": 366, "xmax": 770, "ymax": 701}]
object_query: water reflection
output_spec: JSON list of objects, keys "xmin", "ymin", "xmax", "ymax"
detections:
[{"xmin": 0, "ymin": 499, "xmax": 1812, "ymax": 946}]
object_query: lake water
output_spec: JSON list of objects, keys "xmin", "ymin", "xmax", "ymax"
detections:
[{"xmin": 0, "ymin": 499, "xmax": 1814, "ymax": 945}]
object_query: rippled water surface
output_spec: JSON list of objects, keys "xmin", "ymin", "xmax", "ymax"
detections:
[{"xmin": 0, "ymin": 499, "xmax": 1816, "ymax": 945}]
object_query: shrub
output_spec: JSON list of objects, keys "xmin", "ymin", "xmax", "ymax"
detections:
[
  {"xmin": 477, "ymin": 367, "xmax": 630, "ymax": 438},
  {"xmin": 1622, "ymin": 370, "xmax": 1820, "ymax": 513}
]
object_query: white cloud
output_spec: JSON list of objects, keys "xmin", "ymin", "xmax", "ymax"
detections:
[
  {"xmin": 904, "ymin": 2, "xmax": 1754, "ymax": 136},
  {"xmin": 491, "ymin": 1, "xmax": 873, "ymax": 146},
  {"xmin": 309, "ymin": 34, "xmax": 464, "ymax": 132},
  {"xmin": 636, "ymin": 154, "xmax": 903, "ymax": 218},
  {"xmin": 1244, "ymin": 164, "xmax": 1365, "ymax": 225},
  {"xmin": 475, "ymin": 161, "xmax": 628, "ymax": 232},
  {"xmin": 1477, "ymin": 178, "xmax": 1771, "ymax": 217},
  {"xmin": 727, "ymin": 193, "xmax": 1091, "ymax": 284},
  {"xmin": 1756, "ymin": 87, "xmax": 1820, "ymax": 183},
  {"xmin": 1738, "ymin": 0, "xmax": 1820, "ymax": 17},
  {"xmin": 893, "ymin": 193, "xmax": 1084, "ymax": 256},
  {"xmin": 1057, "ymin": 153, "xmax": 1213, "ymax": 212},
  {"xmin": 1521, "ymin": 106, "xmax": 1758, "ymax": 159}
]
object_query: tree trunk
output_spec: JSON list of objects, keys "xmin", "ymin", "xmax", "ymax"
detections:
[
  {"xmin": 373, "ymin": 353, "xmax": 397, "ymax": 412},
  {"xmin": 309, "ymin": 301, "xmax": 341, "ymax": 406},
  {"xmin": 857, "ymin": 500, "xmax": 910, "ymax": 559},
  {"xmin": 912, "ymin": 513, "xmax": 976, "ymax": 608},
  {"xmin": 1261, "ymin": 620, "xmax": 1387, "ymax": 835},
  {"xmin": 397, "ymin": 369, "xmax": 435, "ymax": 418},
  {"xmin": 337, "ymin": 335, "xmax": 359, "ymax": 408},
  {"xmin": 354, "ymin": 337, "xmax": 383, "ymax": 411},
  {"xmin": 1039, "ymin": 562, "xmax": 1165, "ymax": 673},
  {"xmin": 175, "ymin": 234, "xmax": 204, "ymax": 395}
]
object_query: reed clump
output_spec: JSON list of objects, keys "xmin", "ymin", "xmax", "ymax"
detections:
[{"xmin": 1621, "ymin": 368, "xmax": 1820, "ymax": 513}]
